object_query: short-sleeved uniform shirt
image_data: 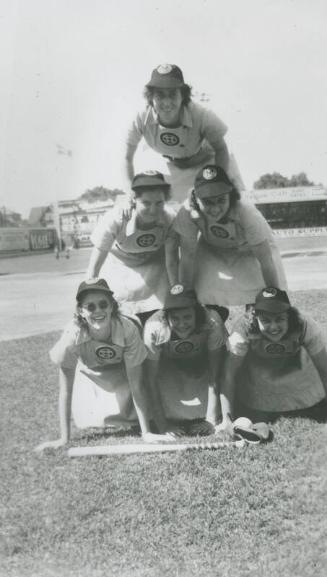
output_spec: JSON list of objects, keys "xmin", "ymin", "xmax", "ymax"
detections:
[
  {"xmin": 173, "ymin": 199, "xmax": 275, "ymax": 253},
  {"xmin": 126, "ymin": 102, "xmax": 227, "ymax": 165},
  {"xmin": 228, "ymin": 313, "xmax": 326, "ymax": 411},
  {"xmin": 50, "ymin": 315, "xmax": 148, "ymax": 388},
  {"xmin": 144, "ymin": 308, "xmax": 227, "ymax": 363},
  {"xmin": 91, "ymin": 206, "xmax": 177, "ymax": 266}
]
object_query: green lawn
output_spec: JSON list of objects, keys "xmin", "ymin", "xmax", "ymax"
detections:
[{"xmin": 1, "ymin": 290, "xmax": 327, "ymax": 577}]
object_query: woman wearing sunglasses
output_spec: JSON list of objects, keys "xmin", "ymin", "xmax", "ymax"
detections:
[{"xmin": 36, "ymin": 279, "xmax": 171, "ymax": 451}]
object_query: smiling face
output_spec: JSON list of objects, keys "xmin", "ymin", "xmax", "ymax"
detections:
[
  {"xmin": 152, "ymin": 88, "xmax": 183, "ymax": 126},
  {"xmin": 134, "ymin": 190, "xmax": 166, "ymax": 225},
  {"xmin": 196, "ymin": 193, "xmax": 231, "ymax": 220},
  {"xmin": 79, "ymin": 291, "xmax": 113, "ymax": 332},
  {"xmin": 256, "ymin": 310, "xmax": 289, "ymax": 342},
  {"xmin": 167, "ymin": 307, "xmax": 196, "ymax": 339}
]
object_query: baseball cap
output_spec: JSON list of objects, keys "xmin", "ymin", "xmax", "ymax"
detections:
[
  {"xmin": 146, "ymin": 64, "xmax": 185, "ymax": 89},
  {"xmin": 164, "ymin": 286, "xmax": 198, "ymax": 311},
  {"xmin": 194, "ymin": 165, "xmax": 234, "ymax": 199},
  {"xmin": 76, "ymin": 278, "xmax": 113, "ymax": 301},
  {"xmin": 131, "ymin": 171, "xmax": 170, "ymax": 191},
  {"xmin": 254, "ymin": 287, "xmax": 291, "ymax": 314}
]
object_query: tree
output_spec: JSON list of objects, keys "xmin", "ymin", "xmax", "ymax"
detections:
[
  {"xmin": 254, "ymin": 172, "xmax": 316, "ymax": 189},
  {"xmin": 78, "ymin": 186, "xmax": 124, "ymax": 203}
]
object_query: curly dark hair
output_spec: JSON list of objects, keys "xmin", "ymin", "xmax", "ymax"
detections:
[
  {"xmin": 248, "ymin": 306, "xmax": 303, "ymax": 337},
  {"xmin": 143, "ymin": 84, "xmax": 192, "ymax": 107},
  {"xmin": 74, "ymin": 291, "xmax": 120, "ymax": 330},
  {"xmin": 164, "ymin": 302, "xmax": 207, "ymax": 333}
]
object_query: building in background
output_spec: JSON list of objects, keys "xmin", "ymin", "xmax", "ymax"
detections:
[
  {"xmin": 28, "ymin": 198, "xmax": 115, "ymax": 247},
  {"xmin": 245, "ymin": 186, "xmax": 327, "ymax": 236}
]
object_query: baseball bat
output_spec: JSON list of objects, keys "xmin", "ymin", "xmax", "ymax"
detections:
[{"xmin": 68, "ymin": 439, "xmax": 245, "ymax": 457}]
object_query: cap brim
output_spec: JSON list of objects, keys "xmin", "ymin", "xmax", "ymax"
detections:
[
  {"xmin": 146, "ymin": 79, "xmax": 184, "ymax": 89},
  {"xmin": 195, "ymin": 182, "xmax": 233, "ymax": 199},
  {"xmin": 77, "ymin": 286, "xmax": 113, "ymax": 300},
  {"xmin": 164, "ymin": 297, "xmax": 197, "ymax": 310},
  {"xmin": 255, "ymin": 301, "xmax": 290, "ymax": 314}
]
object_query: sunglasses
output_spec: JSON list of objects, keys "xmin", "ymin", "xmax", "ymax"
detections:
[{"xmin": 81, "ymin": 300, "xmax": 110, "ymax": 313}]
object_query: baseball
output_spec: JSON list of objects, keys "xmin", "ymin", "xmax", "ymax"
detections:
[{"xmin": 233, "ymin": 417, "xmax": 253, "ymax": 429}]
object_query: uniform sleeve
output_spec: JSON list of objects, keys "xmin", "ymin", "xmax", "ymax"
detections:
[
  {"xmin": 171, "ymin": 203, "xmax": 199, "ymax": 241},
  {"xmin": 200, "ymin": 106, "xmax": 228, "ymax": 144},
  {"xmin": 125, "ymin": 111, "xmax": 145, "ymax": 148},
  {"xmin": 90, "ymin": 207, "xmax": 122, "ymax": 251},
  {"xmin": 238, "ymin": 202, "xmax": 274, "ymax": 246},
  {"xmin": 121, "ymin": 318, "xmax": 148, "ymax": 367},
  {"xmin": 206, "ymin": 310, "xmax": 228, "ymax": 351},
  {"xmin": 49, "ymin": 322, "xmax": 80, "ymax": 370},
  {"xmin": 302, "ymin": 316, "xmax": 326, "ymax": 356},
  {"xmin": 228, "ymin": 316, "xmax": 250, "ymax": 357}
]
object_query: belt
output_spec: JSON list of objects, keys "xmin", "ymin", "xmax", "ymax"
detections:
[{"xmin": 162, "ymin": 152, "xmax": 199, "ymax": 163}]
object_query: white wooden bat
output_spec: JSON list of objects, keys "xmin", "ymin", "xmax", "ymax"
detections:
[{"xmin": 68, "ymin": 439, "xmax": 245, "ymax": 457}]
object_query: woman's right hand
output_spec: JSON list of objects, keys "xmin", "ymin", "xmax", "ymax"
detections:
[
  {"xmin": 117, "ymin": 194, "xmax": 134, "ymax": 220},
  {"xmin": 34, "ymin": 438, "xmax": 68, "ymax": 453}
]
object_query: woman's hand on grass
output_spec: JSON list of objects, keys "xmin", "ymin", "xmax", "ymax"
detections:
[
  {"xmin": 34, "ymin": 438, "xmax": 67, "ymax": 453},
  {"xmin": 215, "ymin": 418, "xmax": 234, "ymax": 436}
]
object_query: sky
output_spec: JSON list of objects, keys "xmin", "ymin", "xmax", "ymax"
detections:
[{"xmin": 0, "ymin": 0, "xmax": 326, "ymax": 217}]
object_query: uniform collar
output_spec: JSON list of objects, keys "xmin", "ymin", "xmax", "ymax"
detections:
[
  {"xmin": 76, "ymin": 315, "xmax": 125, "ymax": 347},
  {"xmin": 145, "ymin": 105, "xmax": 193, "ymax": 128},
  {"xmin": 125, "ymin": 208, "xmax": 169, "ymax": 236}
]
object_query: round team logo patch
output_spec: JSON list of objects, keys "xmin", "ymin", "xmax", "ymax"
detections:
[
  {"xmin": 175, "ymin": 341, "xmax": 194, "ymax": 354},
  {"xmin": 96, "ymin": 346, "xmax": 117, "ymax": 360},
  {"xmin": 160, "ymin": 133, "xmax": 180, "ymax": 146},
  {"xmin": 262, "ymin": 288, "xmax": 277, "ymax": 298},
  {"xmin": 210, "ymin": 225, "xmax": 229, "ymax": 239},
  {"xmin": 136, "ymin": 233, "xmax": 156, "ymax": 248},
  {"xmin": 265, "ymin": 343, "xmax": 286, "ymax": 355},
  {"xmin": 157, "ymin": 64, "xmax": 172, "ymax": 74},
  {"xmin": 202, "ymin": 167, "xmax": 218, "ymax": 180},
  {"xmin": 170, "ymin": 284, "xmax": 184, "ymax": 295}
]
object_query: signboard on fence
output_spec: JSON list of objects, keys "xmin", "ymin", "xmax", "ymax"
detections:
[
  {"xmin": 0, "ymin": 228, "xmax": 56, "ymax": 252},
  {"xmin": 0, "ymin": 229, "xmax": 30, "ymax": 251},
  {"xmin": 246, "ymin": 186, "xmax": 327, "ymax": 204},
  {"xmin": 29, "ymin": 229, "xmax": 56, "ymax": 250},
  {"xmin": 273, "ymin": 227, "xmax": 327, "ymax": 237}
]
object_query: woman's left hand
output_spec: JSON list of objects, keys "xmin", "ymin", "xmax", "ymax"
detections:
[{"xmin": 34, "ymin": 438, "xmax": 68, "ymax": 453}]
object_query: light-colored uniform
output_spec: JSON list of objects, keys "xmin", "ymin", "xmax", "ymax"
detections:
[
  {"xmin": 50, "ymin": 315, "xmax": 148, "ymax": 428},
  {"xmin": 126, "ymin": 102, "xmax": 243, "ymax": 201},
  {"xmin": 144, "ymin": 308, "xmax": 227, "ymax": 421},
  {"xmin": 91, "ymin": 206, "xmax": 177, "ymax": 314},
  {"xmin": 172, "ymin": 199, "xmax": 287, "ymax": 306},
  {"xmin": 228, "ymin": 314, "xmax": 326, "ymax": 412}
]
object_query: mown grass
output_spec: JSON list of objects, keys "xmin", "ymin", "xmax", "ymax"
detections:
[{"xmin": 1, "ymin": 290, "xmax": 327, "ymax": 577}]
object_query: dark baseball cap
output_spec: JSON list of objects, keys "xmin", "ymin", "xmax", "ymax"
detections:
[
  {"xmin": 164, "ymin": 286, "xmax": 198, "ymax": 311},
  {"xmin": 255, "ymin": 287, "xmax": 291, "ymax": 314},
  {"xmin": 146, "ymin": 64, "xmax": 185, "ymax": 89},
  {"xmin": 76, "ymin": 278, "xmax": 113, "ymax": 301},
  {"xmin": 131, "ymin": 171, "xmax": 170, "ymax": 191},
  {"xmin": 194, "ymin": 165, "xmax": 233, "ymax": 199}
]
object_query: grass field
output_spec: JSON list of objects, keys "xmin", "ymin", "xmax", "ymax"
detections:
[{"xmin": 1, "ymin": 290, "xmax": 327, "ymax": 577}]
